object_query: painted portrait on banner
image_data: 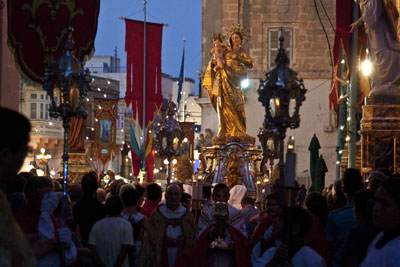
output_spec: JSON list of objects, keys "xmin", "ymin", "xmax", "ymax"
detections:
[
  {"xmin": 100, "ymin": 119, "xmax": 111, "ymax": 143},
  {"xmin": 94, "ymin": 99, "xmax": 118, "ymax": 165}
]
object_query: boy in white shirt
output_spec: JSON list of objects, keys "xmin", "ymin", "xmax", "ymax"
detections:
[{"xmin": 89, "ymin": 196, "xmax": 133, "ymax": 267}]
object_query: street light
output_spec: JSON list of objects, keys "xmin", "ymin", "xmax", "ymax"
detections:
[
  {"xmin": 155, "ymin": 100, "xmax": 185, "ymax": 185},
  {"xmin": 257, "ymin": 30, "xmax": 307, "ymax": 206}
]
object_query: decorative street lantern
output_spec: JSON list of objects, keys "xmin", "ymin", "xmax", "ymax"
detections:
[
  {"xmin": 42, "ymin": 26, "xmax": 91, "ymax": 214},
  {"xmin": 155, "ymin": 100, "xmax": 185, "ymax": 185},
  {"xmin": 257, "ymin": 30, "xmax": 306, "ymax": 204}
]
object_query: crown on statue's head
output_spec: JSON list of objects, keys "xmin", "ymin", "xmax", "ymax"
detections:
[{"xmin": 227, "ymin": 23, "xmax": 249, "ymax": 43}]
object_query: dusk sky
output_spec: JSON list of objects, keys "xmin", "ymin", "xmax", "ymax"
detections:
[{"xmin": 94, "ymin": 0, "xmax": 202, "ymax": 93}]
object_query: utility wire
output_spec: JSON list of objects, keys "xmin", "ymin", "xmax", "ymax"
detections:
[
  {"xmin": 307, "ymin": 80, "xmax": 330, "ymax": 93},
  {"xmin": 313, "ymin": 0, "xmax": 334, "ymax": 84},
  {"xmin": 319, "ymin": 0, "xmax": 335, "ymax": 33}
]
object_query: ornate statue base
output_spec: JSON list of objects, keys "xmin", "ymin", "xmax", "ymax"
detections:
[
  {"xmin": 360, "ymin": 96, "xmax": 400, "ymax": 176},
  {"xmin": 202, "ymin": 135, "xmax": 261, "ymax": 195},
  {"xmin": 60, "ymin": 152, "xmax": 91, "ymax": 182}
]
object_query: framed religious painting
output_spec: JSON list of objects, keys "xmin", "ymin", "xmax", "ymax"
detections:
[{"xmin": 94, "ymin": 99, "xmax": 118, "ymax": 165}]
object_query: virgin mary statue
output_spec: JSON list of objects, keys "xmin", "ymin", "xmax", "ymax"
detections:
[{"xmin": 203, "ymin": 24, "xmax": 253, "ymax": 137}]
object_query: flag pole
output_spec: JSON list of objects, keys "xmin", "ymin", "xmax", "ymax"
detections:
[
  {"xmin": 182, "ymin": 39, "xmax": 186, "ymax": 122},
  {"xmin": 177, "ymin": 39, "xmax": 186, "ymax": 121},
  {"xmin": 348, "ymin": 0, "xmax": 358, "ymax": 168},
  {"xmin": 142, "ymin": 0, "xmax": 147, "ymax": 172}
]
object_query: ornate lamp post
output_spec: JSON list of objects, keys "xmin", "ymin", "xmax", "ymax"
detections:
[
  {"xmin": 257, "ymin": 31, "xmax": 306, "ymax": 205},
  {"xmin": 42, "ymin": 26, "xmax": 91, "ymax": 235},
  {"xmin": 155, "ymin": 100, "xmax": 185, "ymax": 185},
  {"xmin": 42, "ymin": 27, "xmax": 90, "ymax": 264},
  {"xmin": 43, "ymin": 27, "xmax": 91, "ymax": 196}
]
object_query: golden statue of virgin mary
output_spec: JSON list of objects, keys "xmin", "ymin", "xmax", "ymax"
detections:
[{"xmin": 203, "ymin": 24, "xmax": 253, "ymax": 137}]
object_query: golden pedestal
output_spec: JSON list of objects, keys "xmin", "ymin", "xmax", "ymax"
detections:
[
  {"xmin": 202, "ymin": 135, "xmax": 262, "ymax": 194},
  {"xmin": 360, "ymin": 102, "xmax": 400, "ymax": 176},
  {"xmin": 60, "ymin": 152, "xmax": 91, "ymax": 182}
]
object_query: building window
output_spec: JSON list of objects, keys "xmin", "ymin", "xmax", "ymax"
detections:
[
  {"xmin": 31, "ymin": 93, "xmax": 37, "ymax": 99},
  {"xmin": 45, "ymin": 104, "xmax": 49, "ymax": 120},
  {"xmin": 40, "ymin": 94, "xmax": 44, "ymax": 100},
  {"xmin": 40, "ymin": 103, "xmax": 44, "ymax": 119},
  {"xmin": 118, "ymin": 115, "xmax": 124, "ymax": 129},
  {"xmin": 30, "ymin": 103, "xmax": 37, "ymax": 119},
  {"xmin": 268, "ymin": 28, "xmax": 293, "ymax": 69}
]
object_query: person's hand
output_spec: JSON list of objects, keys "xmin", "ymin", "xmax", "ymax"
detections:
[
  {"xmin": 349, "ymin": 22, "xmax": 358, "ymax": 33},
  {"xmin": 41, "ymin": 192, "xmax": 58, "ymax": 214},
  {"xmin": 58, "ymin": 227, "xmax": 72, "ymax": 244}
]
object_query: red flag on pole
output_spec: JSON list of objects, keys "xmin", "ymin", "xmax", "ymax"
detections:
[{"xmin": 125, "ymin": 19, "xmax": 163, "ymax": 129}]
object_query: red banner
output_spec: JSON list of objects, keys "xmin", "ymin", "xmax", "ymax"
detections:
[
  {"xmin": 7, "ymin": 0, "xmax": 100, "ymax": 84},
  {"xmin": 125, "ymin": 19, "xmax": 163, "ymax": 129}
]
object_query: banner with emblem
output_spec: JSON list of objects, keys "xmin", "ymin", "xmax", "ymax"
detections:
[
  {"xmin": 94, "ymin": 99, "xmax": 118, "ymax": 166},
  {"xmin": 7, "ymin": 0, "xmax": 100, "ymax": 84}
]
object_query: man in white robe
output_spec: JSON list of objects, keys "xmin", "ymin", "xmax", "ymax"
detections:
[{"xmin": 139, "ymin": 184, "xmax": 196, "ymax": 267}]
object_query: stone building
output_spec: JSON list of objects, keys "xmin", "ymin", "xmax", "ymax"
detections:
[{"xmin": 199, "ymin": 0, "xmax": 338, "ymax": 186}]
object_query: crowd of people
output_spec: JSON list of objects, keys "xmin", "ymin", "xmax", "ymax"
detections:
[{"xmin": 2, "ymin": 106, "xmax": 400, "ymax": 267}]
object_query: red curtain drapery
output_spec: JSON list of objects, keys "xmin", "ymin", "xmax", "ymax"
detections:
[
  {"xmin": 7, "ymin": 0, "xmax": 100, "ymax": 83},
  {"xmin": 329, "ymin": 0, "xmax": 368, "ymax": 115}
]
